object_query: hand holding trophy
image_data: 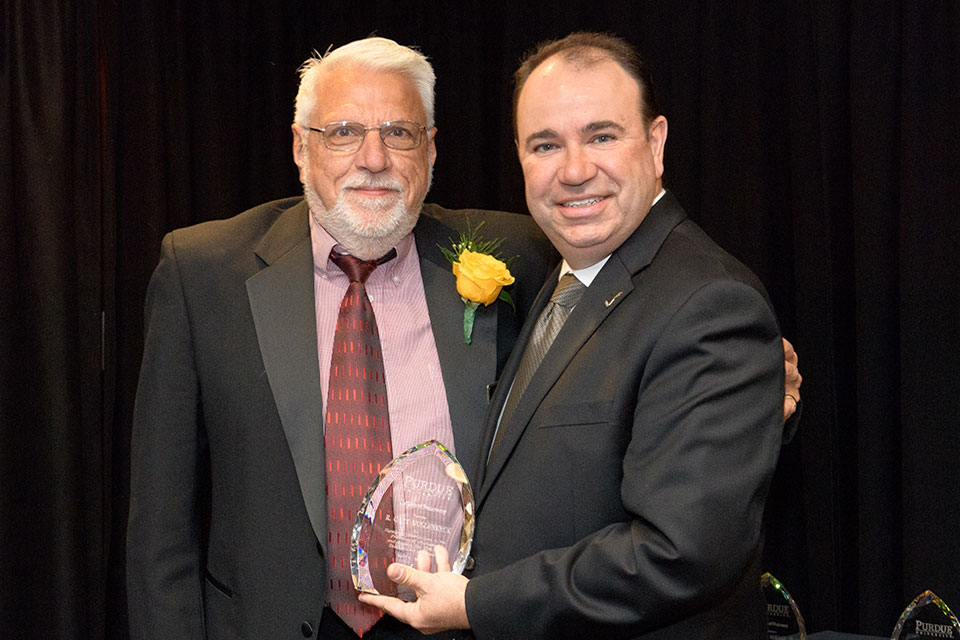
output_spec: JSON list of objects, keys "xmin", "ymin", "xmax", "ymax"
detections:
[{"xmin": 351, "ymin": 440, "xmax": 475, "ymax": 601}]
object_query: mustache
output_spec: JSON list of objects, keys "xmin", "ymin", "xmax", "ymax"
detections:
[{"xmin": 341, "ymin": 173, "xmax": 403, "ymax": 192}]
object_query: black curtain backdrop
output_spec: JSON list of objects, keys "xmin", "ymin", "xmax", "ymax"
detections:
[{"xmin": 2, "ymin": 1, "xmax": 958, "ymax": 638}]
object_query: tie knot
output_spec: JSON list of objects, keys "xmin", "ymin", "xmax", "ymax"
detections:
[
  {"xmin": 329, "ymin": 248, "xmax": 396, "ymax": 284},
  {"xmin": 550, "ymin": 273, "xmax": 586, "ymax": 309}
]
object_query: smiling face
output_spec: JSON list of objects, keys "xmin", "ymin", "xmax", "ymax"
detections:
[
  {"xmin": 292, "ymin": 64, "xmax": 437, "ymax": 259},
  {"xmin": 516, "ymin": 53, "xmax": 667, "ymax": 269}
]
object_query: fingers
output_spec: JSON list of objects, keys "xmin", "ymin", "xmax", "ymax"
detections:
[
  {"xmin": 387, "ymin": 562, "xmax": 415, "ymax": 586},
  {"xmin": 782, "ymin": 337, "xmax": 802, "ymax": 419},
  {"xmin": 416, "ymin": 549, "xmax": 432, "ymax": 572},
  {"xmin": 782, "ymin": 337, "xmax": 797, "ymax": 364},
  {"xmin": 785, "ymin": 361, "xmax": 802, "ymax": 390},
  {"xmin": 358, "ymin": 564, "xmax": 430, "ymax": 626},
  {"xmin": 434, "ymin": 544, "xmax": 451, "ymax": 572},
  {"xmin": 359, "ymin": 589, "xmax": 413, "ymax": 623},
  {"xmin": 358, "ymin": 561, "xmax": 471, "ymax": 634},
  {"xmin": 783, "ymin": 394, "xmax": 798, "ymax": 421},
  {"xmin": 785, "ymin": 357, "xmax": 800, "ymax": 378},
  {"xmin": 413, "ymin": 546, "xmax": 452, "ymax": 572},
  {"xmin": 357, "ymin": 563, "xmax": 420, "ymax": 620},
  {"xmin": 785, "ymin": 358, "xmax": 801, "ymax": 401}
]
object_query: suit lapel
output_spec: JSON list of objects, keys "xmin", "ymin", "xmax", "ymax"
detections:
[
  {"xmin": 477, "ymin": 262, "xmax": 634, "ymax": 503},
  {"xmin": 477, "ymin": 192, "xmax": 688, "ymax": 504},
  {"xmin": 246, "ymin": 201, "xmax": 328, "ymax": 546},
  {"xmin": 474, "ymin": 263, "xmax": 555, "ymax": 481},
  {"xmin": 414, "ymin": 215, "xmax": 497, "ymax": 471}
]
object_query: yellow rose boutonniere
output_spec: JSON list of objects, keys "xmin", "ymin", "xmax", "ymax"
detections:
[
  {"xmin": 453, "ymin": 251, "xmax": 514, "ymax": 305},
  {"xmin": 440, "ymin": 222, "xmax": 516, "ymax": 344}
]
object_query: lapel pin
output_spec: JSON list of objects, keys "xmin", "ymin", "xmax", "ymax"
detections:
[{"xmin": 604, "ymin": 291, "xmax": 624, "ymax": 307}]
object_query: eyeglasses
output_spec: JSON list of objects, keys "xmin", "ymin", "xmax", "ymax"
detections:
[{"xmin": 305, "ymin": 121, "xmax": 429, "ymax": 151}]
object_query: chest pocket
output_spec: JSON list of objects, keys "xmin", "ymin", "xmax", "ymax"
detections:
[{"xmin": 535, "ymin": 399, "xmax": 616, "ymax": 429}]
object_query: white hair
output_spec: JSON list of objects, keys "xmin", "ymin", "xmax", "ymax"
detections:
[{"xmin": 293, "ymin": 37, "xmax": 436, "ymax": 129}]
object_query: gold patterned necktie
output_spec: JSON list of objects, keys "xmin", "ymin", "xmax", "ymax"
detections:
[{"xmin": 490, "ymin": 273, "xmax": 586, "ymax": 461}]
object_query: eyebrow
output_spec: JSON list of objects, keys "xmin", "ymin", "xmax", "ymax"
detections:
[
  {"xmin": 524, "ymin": 128, "xmax": 558, "ymax": 147},
  {"xmin": 523, "ymin": 121, "xmax": 626, "ymax": 147},
  {"xmin": 583, "ymin": 120, "xmax": 625, "ymax": 134}
]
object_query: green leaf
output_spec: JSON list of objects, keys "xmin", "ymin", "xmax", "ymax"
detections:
[
  {"xmin": 463, "ymin": 302, "xmax": 479, "ymax": 344},
  {"xmin": 498, "ymin": 289, "xmax": 516, "ymax": 311}
]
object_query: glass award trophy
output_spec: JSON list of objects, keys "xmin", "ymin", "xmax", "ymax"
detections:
[
  {"xmin": 351, "ymin": 440, "xmax": 475, "ymax": 601},
  {"xmin": 761, "ymin": 572, "xmax": 807, "ymax": 639},
  {"xmin": 891, "ymin": 590, "xmax": 960, "ymax": 639}
]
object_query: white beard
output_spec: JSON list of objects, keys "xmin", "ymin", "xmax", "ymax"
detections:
[{"xmin": 304, "ymin": 169, "xmax": 431, "ymax": 260}]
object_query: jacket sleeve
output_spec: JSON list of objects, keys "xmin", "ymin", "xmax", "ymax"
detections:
[{"xmin": 126, "ymin": 232, "xmax": 206, "ymax": 639}]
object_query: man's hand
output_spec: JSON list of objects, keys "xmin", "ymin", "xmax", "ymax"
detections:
[
  {"xmin": 358, "ymin": 545, "xmax": 471, "ymax": 634},
  {"xmin": 783, "ymin": 337, "xmax": 802, "ymax": 421}
]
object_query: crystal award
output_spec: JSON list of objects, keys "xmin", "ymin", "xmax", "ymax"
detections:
[
  {"xmin": 892, "ymin": 590, "xmax": 960, "ymax": 639},
  {"xmin": 351, "ymin": 440, "xmax": 475, "ymax": 601},
  {"xmin": 761, "ymin": 572, "xmax": 807, "ymax": 639}
]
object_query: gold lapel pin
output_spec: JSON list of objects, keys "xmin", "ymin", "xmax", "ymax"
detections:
[{"xmin": 604, "ymin": 291, "xmax": 624, "ymax": 307}]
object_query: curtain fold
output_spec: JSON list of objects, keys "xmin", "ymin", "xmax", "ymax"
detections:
[{"xmin": 1, "ymin": 0, "xmax": 106, "ymax": 637}]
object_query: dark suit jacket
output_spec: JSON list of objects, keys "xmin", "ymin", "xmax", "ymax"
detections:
[
  {"xmin": 464, "ymin": 192, "xmax": 785, "ymax": 639},
  {"xmin": 126, "ymin": 197, "xmax": 555, "ymax": 640}
]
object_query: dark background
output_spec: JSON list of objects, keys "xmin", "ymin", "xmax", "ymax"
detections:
[{"xmin": 3, "ymin": 1, "xmax": 958, "ymax": 638}]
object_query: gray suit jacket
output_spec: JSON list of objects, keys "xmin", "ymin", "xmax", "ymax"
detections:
[
  {"xmin": 126, "ymin": 197, "xmax": 555, "ymax": 640},
  {"xmin": 464, "ymin": 192, "xmax": 785, "ymax": 639}
]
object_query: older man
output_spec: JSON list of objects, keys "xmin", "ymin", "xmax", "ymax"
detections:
[
  {"xmin": 364, "ymin": 32, "xmax": 788, "ymax": 639},
  {"xmin": 126, "ymin": 37, "xmax": 554, "ymax": 640}
]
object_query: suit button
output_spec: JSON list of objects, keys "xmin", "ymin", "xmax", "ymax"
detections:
[
  {"xmin": 465, "ymin": 556, "xmax": 475, "ymax": 571},
  {"xmin": 301, "ymin": 621, "xmax": 314, "ymax": 637}
]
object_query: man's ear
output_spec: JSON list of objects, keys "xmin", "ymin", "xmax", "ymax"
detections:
[
  {"xmin": 427, "ymin": 127, "xmax": 438, "ymax": 168},
  {"xmin": 647, "ymin": 115, "xmax": 668, "ymax": 178},
  {"xmin": 291, "ymin": 123, "xmax": 307, "ymax": 182}
]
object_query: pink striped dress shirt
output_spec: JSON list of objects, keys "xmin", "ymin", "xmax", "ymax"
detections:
[{"xmin": 309, "ymin": 213, "xmax": 456, "ymax": 457}]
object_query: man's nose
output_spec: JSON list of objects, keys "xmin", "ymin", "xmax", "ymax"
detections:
[
  {"xmin": 354, "ymin": 129, "xmax": 390, "ymax": 172},
  {"xmin": 558, "ymin": 145, "xmax": 598, "ymax": 185}
]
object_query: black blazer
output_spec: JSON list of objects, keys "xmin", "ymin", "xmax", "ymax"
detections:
[
  {"xmin": 126, "ymin": 197, "xmax": 555, "ymax": 640},
  {"xmin": 465, "ymin": 192, "xmax": 785, "ymax": 639}
]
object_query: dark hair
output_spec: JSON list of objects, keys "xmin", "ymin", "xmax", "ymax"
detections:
[{"xmin": 512, "ymin": 32, "xmax": 661, "ymax": 139}]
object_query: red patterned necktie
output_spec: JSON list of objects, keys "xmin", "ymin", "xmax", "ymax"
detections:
[{"xmin": 324, "ymin": 248, "xmax": 396, "ymax": 636}]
